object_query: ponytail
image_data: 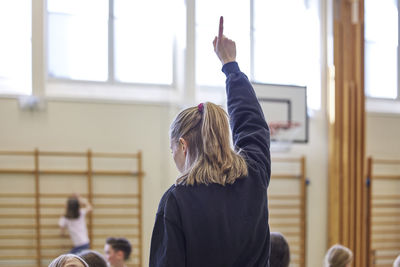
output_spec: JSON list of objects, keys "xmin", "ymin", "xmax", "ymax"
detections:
[{"xmin": 170, "ymin": 102, "xmax": 248, "ymax": 185}]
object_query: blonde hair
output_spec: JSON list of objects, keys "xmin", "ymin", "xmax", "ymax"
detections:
[
  {"xmin": 324, "ymin": 244, "xmax": 353, "ymax": 267},
  {"xmin": 48, "ymin": 254, "xmax": 89, "ymax": 267},
  {"xmin": 170, "ymin": 102, "xmax": 248, "ymax": 186}
]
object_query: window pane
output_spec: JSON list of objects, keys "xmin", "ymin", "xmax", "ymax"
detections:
[
  {"xmin": 365, "ymin": 43, "xmax": 397, "ymax": 98},
  {"xmin": 253, "ymin": 0, "xmax": 321, "ymax": 109},
  {"xmin": 114, "ymin": 0, "xmax": 175, "ymax": 84},
  {"xmin": 0, "ymin": 0, "xmax": 32, "ymax": 95},
  {"xmin": 196, "ymin": 0, "xmax": 250, "ymax": 87},
  {"xmin": 364, "ymin": 0, "xmax": 398, "ymax": 98},
  {"xmin": 47, "ymin": 0, "xmax": 108, "ymax": 81},
  {"xmin": 48, "ymin": 0, "xmax": 108, "ymax": 16}
]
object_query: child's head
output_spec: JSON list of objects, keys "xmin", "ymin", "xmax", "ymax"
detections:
[
  {"xmin": 65, "ymin": 196, "xmax": 80, "ymax": 219},
  {"xmin": 104, "ymin": 237, "xmax": 132, "ymax": 266},
  {"xmin": 77, "ymin": 250, "xmax": 107, "ymax": 267},
  {"xmin": 48, "ymin": 254, "xmax": 88, "ymax": 267},
  {"xmin": 270, "ymin": 232, "xmax": 290, "ymax": 267},
  {"xmin": 324, "ymin": 244, "xmax": 353, "ymax": 267},
  {"xmin": 170, "ymin": 102, "xmax": 247, "ymax": 185}
]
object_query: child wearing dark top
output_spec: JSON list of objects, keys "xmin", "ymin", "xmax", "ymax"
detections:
[{"xmin": 150, "ymin": 16, "xmax": 271, "ymax": 267}]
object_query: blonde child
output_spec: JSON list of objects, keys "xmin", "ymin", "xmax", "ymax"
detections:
[
  {"xmin": 150, "ymin": 17, "xmax": 271, "ymax": 266},
  {"xmin": 48, "ymin": 254, "xmax": 88, "ymax": 267},
  {"xmin": 324, "ymin": 244, "xmax": 353, "ymax": 267}
]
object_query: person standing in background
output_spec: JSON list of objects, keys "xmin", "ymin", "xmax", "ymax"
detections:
[{"xmin": 59, "ymin": 193, "xmax": 92, "ymax": 254}]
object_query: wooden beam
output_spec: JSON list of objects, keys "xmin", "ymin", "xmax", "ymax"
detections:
[
  {"xmin": 34, "ymin": 149, "xmax": 41, "ymax": 267},
  {"xmin": 137, "ymin": 150, "xmax": 143, "ymax": 267},
  {"xmin": 300, "ymin": 156, "xmax": 307, "ymax": 267},
  {"xmin": 329, "ymin": 0, "xmax": 366, "ymax": 266},
  {"xmin": 87, "ymin": 149, "xmax": 93, "ymax": 249}
]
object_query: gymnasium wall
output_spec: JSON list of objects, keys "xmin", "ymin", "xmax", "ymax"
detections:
[
  {"xmin": 0, "ymin": 96, "xmax": 367, "ymax": 267},
  {"xmin": 366, "ymin": 113, "xmax": 400, "ymax": 158},
  {"xmin": 0, "ymin": 98, "xmax": 179, "ymax": 266}
]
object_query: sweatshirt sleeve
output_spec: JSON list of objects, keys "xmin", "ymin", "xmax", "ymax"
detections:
[
  {"xmin": 222, "ymin": 62, "xmax": 271, "ymax": 186},
  {"xmin": 149, "ymin": 189, "xmax": 186, "ymax": 267}
]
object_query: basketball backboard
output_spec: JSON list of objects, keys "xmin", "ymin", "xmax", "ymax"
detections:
[{"xmin": 253, "ymin": 83, "xmax": 308, "ymax": 143}]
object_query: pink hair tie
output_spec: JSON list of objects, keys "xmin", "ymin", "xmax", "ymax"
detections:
[{"xmin": 197, "ymin": 103, "xmax": 204, "ymax": 113}]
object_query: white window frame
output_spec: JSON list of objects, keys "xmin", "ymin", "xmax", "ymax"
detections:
[
  {"xmin": 43, "ymin": 0, "xmax": 186, "ymax": 105},
  {"xmin": 365, "ymin": 0, "xmax": 400, "ymax": 114},
  {"xmin": 27, "ymin": 0, "xmax": 325, "ymax": 110}
]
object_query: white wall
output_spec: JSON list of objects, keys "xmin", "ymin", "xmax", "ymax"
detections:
[
  {"xmin": 281, "ymin": 111, "xmax": 329, "ymax": 267},
  {"xmin": 366, "ymin": 113, "xmax": 400, "ymax": 158}
]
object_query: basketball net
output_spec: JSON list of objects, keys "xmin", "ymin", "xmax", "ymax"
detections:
[{"xmin": 269, "ymin": 121, "xmax": 301, "ymax": 152}]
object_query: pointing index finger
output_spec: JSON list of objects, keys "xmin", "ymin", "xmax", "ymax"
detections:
[{"xmin": 218, "ymin": 16, "xmax": 223, "ymax": 40}]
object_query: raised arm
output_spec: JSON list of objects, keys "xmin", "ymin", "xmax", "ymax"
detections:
[
  {"xmin": 213, "ymin": 17, "xmax": 271, "ymax": 185},
  {"xmin": 213, "ymin": 16, "xmax": 236, "ymax": 65},
  {"xmin": 74, "ymin": 193, "xmax": 93, "ymax": 213}
]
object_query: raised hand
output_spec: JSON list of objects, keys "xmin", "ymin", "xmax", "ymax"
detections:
[{"xmin": 213, "ymin": 16, "xmax": 236, "ymax": 65}]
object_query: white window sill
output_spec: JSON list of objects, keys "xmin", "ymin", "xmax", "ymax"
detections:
[
  {"xmin": 366, "ymin": 98, "xmax": 400, "ymax": 116},
  {"xmin": 45, "ymin": 80, "xmax": 183, "ymax": 106}
]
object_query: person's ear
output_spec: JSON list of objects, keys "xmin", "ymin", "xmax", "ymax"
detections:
[{"xmin": 179, "ymin": 137, "xmax": 188, "ymax": 155}]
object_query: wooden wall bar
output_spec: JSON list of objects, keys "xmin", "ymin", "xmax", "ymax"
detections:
[
  {"xmin": 366, "ymin": 157, "xmax": 400, "ymax": 267},
  {"xmin": 0, "ymin": 149, "xmax": 144, "ymax": 267},
  {"xmin": 328, "ymin": 0, "xmax": 367, "ymax": 266},
  {"xmin": 269, "ymin": 156, "xmax": 307, "ymax": 267}
]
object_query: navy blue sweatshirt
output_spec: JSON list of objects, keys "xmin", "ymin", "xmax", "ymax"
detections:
[{"xmin": 150, "ymin": 62, "xmax": 271, "ymax": 267}]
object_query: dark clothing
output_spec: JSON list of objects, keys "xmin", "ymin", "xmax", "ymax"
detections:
[
  {"xmin": 150, "ymin": 62, "xmax": 271, "ymax": 267},
  {"xmin": 70, "ymin": 242, "xmax": 90, "ymax": 254}
]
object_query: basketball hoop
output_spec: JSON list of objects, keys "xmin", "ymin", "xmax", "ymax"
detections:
[{"xmin": 269, "ymin": 121, "xmax": 301, "ymax": 152}]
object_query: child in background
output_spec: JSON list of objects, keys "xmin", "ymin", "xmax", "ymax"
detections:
[
  {"xmin": 48, "ymin": 254, "xmax": 88, "ymax": 267},
  {"xmin": 270, "ymin": 232, "xmax": 290, "ymax": 267},
  {"xmin": 59, "ymin": 194, "xmax": 92, "ymax": 254},
  {"xmin": 324, "ymin": 244, "xmax": 353, "ymax": 267},
  {"xmin": 77, "ymin": 250, "xmax": 107, "ymax": 267},
  {"xmin": 104, "ymin": 237, "xmax": 132, "ymax": 267}
]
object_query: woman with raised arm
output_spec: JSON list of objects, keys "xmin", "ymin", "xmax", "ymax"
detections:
[{"xmin": 150, "ymin": 16, "xmax": 271, "ymax": 267}]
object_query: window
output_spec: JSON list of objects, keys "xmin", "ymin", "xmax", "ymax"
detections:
[
  {"xmin": 196, "ymin": 0, "xmax": 321, "ymax": 110},
  {"xmin": 253, "ymin": 0, "xmax": 321, "ymax": 110},
  {"xmin": 0, "ymin": 0, "xmax": 32, "ymax": 95},
  {"xmin": 47, "ymin": 0, "xmax": 108, "ymax": 81},
  {"xmin": 113, "ymin": 0, "xmax": 175, "ymax": 84},
  {"xmin": 195, "ymin": 0, "xmax": 250, "ymax": 87},
  {"xmin": 365, "ymin": 0, "xmax": 399, "ymax": 99},
  {"xmin": 47, "ymin": 0, "xmax": 176, "ymax": 85},
  {"xmin": 1, "ymin": 0, "xmax": 321, "ymax": 108}
]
